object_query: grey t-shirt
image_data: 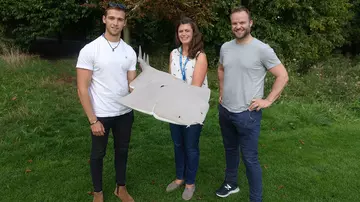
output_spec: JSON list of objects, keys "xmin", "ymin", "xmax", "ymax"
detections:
[{"xmin": 219, "ymin": 38, "xmax": 281, "ymax": 113}]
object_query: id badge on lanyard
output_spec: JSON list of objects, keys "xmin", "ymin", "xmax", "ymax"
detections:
[{"xmin": 179, "ymin": 47, "xmax": 189, "ymax": 81}]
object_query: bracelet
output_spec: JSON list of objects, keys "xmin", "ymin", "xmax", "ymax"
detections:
[{"xmin": 90, "ymin": 120, "xmax": 98, "ymax": 125}]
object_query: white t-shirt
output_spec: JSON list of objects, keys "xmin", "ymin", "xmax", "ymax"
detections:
[
  {"xmin": 170, "ymin": 48, "xmax": 208, "ymax": 88},
  {"xmin": 76, "ymin": 35, "xmax": 137, "ymax": 117}
]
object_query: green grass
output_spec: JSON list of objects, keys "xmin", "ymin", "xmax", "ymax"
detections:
[{"xmin": 0, "ymin": 56, "xmax": 359, "ymax": 202}]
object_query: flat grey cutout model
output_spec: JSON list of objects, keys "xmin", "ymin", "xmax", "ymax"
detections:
[{"xmin": 119, "ymin": 46, "xmax": 211, "ymax": 126}]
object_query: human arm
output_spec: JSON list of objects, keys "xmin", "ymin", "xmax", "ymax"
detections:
[
  {"xmin": 249, "ymin": 64, "xmax": 289, "ymax": 111},
  {"xmin": 218, "ymin": 44, "xmax": 225, "ymax": 104},
  {"xmin": 127, "ymin": 70, "xmax": 136, "ymax": 92},
  {"xmin": 127, "ymin": 50, "xmax": 137, "ymax": 92},
  {"xmin": 191, "ymin": 52, "xmax": 208, "ymax": 87},
  {"xmin": 217, "ymin": 64, "xmax": 224, "ymax": 104},
  {"xmin": 76, "ymin": 68, "xmax": 105, "ymax": 136},
  {"xmin": 169, "ymin": 52, "xmax": 172, "ymax": 74}
]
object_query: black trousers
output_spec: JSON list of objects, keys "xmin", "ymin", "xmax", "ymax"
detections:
[{"xmin": 90, "ymin": 111, "xmax": 134, "ymax": 192}]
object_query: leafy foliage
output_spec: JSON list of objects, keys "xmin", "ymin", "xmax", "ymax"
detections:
[
  {"xmin": 249, "ymin": 0, "xmax": 353, "ymax": 71},
  {"xmin": 0, "ymin": 0, "xmax": 94, "ymax": 47},
  {"xmin": 199, "ymin": 0, "xmax": 354, "ymax": 71},
  {"xmin": 0, "ymin": 0, "xmax": 358, "ymax": 72},
  {"xmin": 344, "ymin": 0, "xmax": 360, "ymax": 54}
]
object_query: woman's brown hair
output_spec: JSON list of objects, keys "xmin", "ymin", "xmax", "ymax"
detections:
[{"xmin": 175, "ymin": 17, "xmax": 204, "ymax": 59}]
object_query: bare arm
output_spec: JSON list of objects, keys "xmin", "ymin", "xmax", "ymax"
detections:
[
  {"xmin": 218, "ymin": 63, "xmax": 224, "ymax": 103},
  {"xmin": 77, "ymin": 68, "xmax": 105, "ymax": 136},
  {"xmin": 266, "ymin": 64, "xmax": 289, "ymax": 102},
  {"xmin": 191, "ymin": 53, "xmax": 208, "ymax": 87},
  {"xmin": 127, "ymin": 70, "xmax": 136, "ymax": 92},
  {"xmin": 249, "ymin": 64, "xmax": 289, "ymax": 111},
  {"xmin": 77, "ymin": 68, "xmax": 97, "ymax": 123},
  {"xmin": 168, "ymin": 52, "xmax": 172, "ymax": 74}
]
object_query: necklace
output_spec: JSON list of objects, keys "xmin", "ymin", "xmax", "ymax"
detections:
[{"xmin": 102, "ymin": 34, "xmax": 121, "ymax": 52}]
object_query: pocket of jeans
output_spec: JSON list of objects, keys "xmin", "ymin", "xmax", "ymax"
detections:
[
  {"xmin": 245, "ymin": 110, "xmax": 256, "ymax": 126},
  {"xmin": 218, "ymin": 104, "xmax": 226, "ymax": 118},
  {"xmin": 248, "ymin": 110, "xmax": 262, "ymax": 126}
]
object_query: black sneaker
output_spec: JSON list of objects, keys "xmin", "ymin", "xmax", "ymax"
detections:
[{"xmin": 215, "ymin": 182, "xmax": 240, "ymax": 198}]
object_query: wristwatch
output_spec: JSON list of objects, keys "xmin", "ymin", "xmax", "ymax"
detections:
[{"xmin": 90, "ymin": 120, "xmax": 98, "ymax": 125}]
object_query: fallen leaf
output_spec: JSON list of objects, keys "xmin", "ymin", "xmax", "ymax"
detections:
[
  {"xmin": 260, "ymin": 144, "xmax": 266, "ymax": 147},
  {"xmin": 277, "ymin": 185, "xmax": 284, "ymax": 190},
  {"xmin": 12, "ymin": 96, "xmax": 17, "ymax": 101},
  {"xmin": 264, "ymin": 165, "xmax": 269, "ymax": 169},
  {"xmin": 28, "ymin": 160, "xmax": 33, "ymax": 163},
  {"xmin": 151, "ymin": 180, "xmax": 155, "ymax": 185},
  {"xmin": 299, "ymin": 140, "xmax": 305, "ymax": 145},
  {"xmin": 87, "ymin": 191, "xmax": 94, "ymax": 196},
  {"xmin": 56, "ymin": 75, "xmax": 76, "ymax": 84},
  {"xmin": 87, "ymin": 159, "xmax": 91, "ymax": 164},
  {"xmin": 25, "ymin": 169, "xmax": 32, "ymax": 173},
  {"xmin": 271, "ymin": 128, "xmax": 276, "ymax": 131}
]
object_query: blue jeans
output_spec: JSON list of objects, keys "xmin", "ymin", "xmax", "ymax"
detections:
[
  {"xmin": 218, "ymin": 104, "xmax": 263, "ymax": 202},
  {"xmin": 169, "ymin": 123, "xmax": 202, "ymax": 185}
]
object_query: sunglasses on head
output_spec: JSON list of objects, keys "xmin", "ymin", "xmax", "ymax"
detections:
[{"xmin": 108, "ymin": 2, "xmax": 126, "ymax": 10}]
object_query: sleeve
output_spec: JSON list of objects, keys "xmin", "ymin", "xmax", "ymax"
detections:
[
  {"xmin": 219, "ymin": 44, "xmax": 224, "ymax": 65},
  {"xmin": 128, "ymin": 48, "xmax": 137, "ymax": 71},
  {"xmin": 260, "ymin": 44, "xmax": 281, "ymax": 70},
  {"xmin": 76, "ymin": 44, "xmax": 94, "ymax": 71}
]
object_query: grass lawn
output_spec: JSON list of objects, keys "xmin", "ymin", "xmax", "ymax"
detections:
[{"xmin": 0, "ymin": 58, "xmax": 359, "ymax": 202}]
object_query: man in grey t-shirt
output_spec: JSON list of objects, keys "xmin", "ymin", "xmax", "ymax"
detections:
[{"xmin": 215, "ymin": 6, "xmax": 289, "ymax": 202}]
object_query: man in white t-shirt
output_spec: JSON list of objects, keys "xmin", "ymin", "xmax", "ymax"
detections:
[{"xmin": 76, "ymin": 3, "xmax": 136, "ymax": 202}]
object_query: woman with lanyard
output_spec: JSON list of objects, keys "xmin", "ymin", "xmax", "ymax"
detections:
[{"xmin": 167, "ymin": 17, "xmax": 208, "ymax": 200}]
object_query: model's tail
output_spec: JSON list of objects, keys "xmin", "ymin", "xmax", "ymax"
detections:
[{"xmin": 138, "ymin": 46, "xmax": 150, "ymax": 71}]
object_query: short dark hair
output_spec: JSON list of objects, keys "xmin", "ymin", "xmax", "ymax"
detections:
[
  {"xmin": 104, "ymin": 2, "xmax": 126, "ymax": 17},
  {"xmin": 231, "ymin": 6, "xmax": 251, "ymax": 20},
  {"xmin": 175, "ymin": 17, "xmax": 204, "ymax": 59}
]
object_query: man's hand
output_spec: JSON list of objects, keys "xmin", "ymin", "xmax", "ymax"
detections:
[
  {"xmin": 91, "ymin": 121, "xmax": 105, "ymax": 136},
  {"xmin": 219, "ymin": 96, "xmax": 223, "ymax": 104},
  {"xmin": 249, "ymin": 99, "xmax": 272, "ymax": 111}
]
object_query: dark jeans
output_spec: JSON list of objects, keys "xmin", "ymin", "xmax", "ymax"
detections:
[
  {"xmin": 218, "ymin": 104, "xmax": 263, "ymax": 202},
  {"xmin": 169, "ymin": 123, "xmax": 202, "ymax": 185},
  {"xmin": 90, "ymin": 111, "xmax": 134, "ymax": 192}
]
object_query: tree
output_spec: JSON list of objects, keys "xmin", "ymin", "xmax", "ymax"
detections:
[
  {"xmin": 0, "ymin": 0, "xmax": 93, "ymax": 47},
  {"xmin": 79, "ymin": 0, "xmax": 358, "ymax": 70},
  {"xmin": 83, "ymin": 0, "xmax": 216, "ymax": 46},
  {"xmin": 344, "ymin": 0, "xmax": 360, "ymax": 54},
  {"xmin": 249, "ymin": 0, "xmax": 353, "ymax": 71}
]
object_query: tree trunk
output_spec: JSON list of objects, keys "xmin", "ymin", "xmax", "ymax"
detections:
[{"xmin": 123, "ymin": 26, "xmax": 131, "ymax": 44}]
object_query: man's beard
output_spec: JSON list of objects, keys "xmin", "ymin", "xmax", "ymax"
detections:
[{"xmin": 234, "ymin": 27, "xmax": 251, "ymax": 40}]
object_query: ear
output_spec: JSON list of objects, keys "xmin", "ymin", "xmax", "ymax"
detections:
[
  {"xmin": 102, "ymin": 15, "xmax": 106, "ymax": 24},
  {"xmin": 250, "ymin": 20, "xmax": 253, "ymax": 27}
]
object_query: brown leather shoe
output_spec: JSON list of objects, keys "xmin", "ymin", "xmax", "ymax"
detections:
[
  {"xmin": 114, "ymin": 185, "xmax": 134, "ymax": 202},
  {"xmin": 93, "ymin": 191, "xmax": 103, "ymax": 202}
]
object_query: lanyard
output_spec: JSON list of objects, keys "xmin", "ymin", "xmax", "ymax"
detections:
[{"xmin": 179, "ymin": 47, "xmax": 189, "ymax": 81}]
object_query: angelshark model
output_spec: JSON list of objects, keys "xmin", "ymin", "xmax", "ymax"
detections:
[{"xmin": 119, "ymin": 46, "xmax": 211, "ymax": 126}]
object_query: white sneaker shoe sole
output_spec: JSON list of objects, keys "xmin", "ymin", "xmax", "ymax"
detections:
[{"xmin": 216, "ymin": 187, "xmax": 240, "ymax": 198}]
